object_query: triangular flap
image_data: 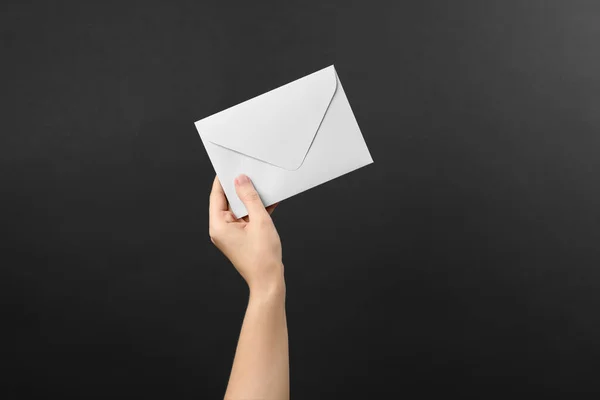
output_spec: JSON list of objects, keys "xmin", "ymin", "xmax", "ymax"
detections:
[{"xmin": 196, "ymin": 65, "xmax": 338, "ymax": 171}]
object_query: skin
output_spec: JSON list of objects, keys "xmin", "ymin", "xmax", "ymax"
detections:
[{"xmin": 209, "ymin": 174, "xmax": 288, "ymax": 400}]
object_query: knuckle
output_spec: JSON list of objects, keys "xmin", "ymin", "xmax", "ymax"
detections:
[
  {"xmin": 242, "ymin": 190, "xmax": 260, "ymax": 202},
  {"xmin": 208, "ymin": 225, "xmax": 221, "ymax": 240},
  {"xmin": 258, "ymin": 217, "xmax": 272, "ymax": 228}
]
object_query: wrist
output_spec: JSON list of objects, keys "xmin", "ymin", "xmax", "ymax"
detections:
[{"xmin": 248, "ymin": 264, "xmax": 286, "ymax": 301}]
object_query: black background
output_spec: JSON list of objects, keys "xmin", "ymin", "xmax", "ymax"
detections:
[{"xmin": 2, "ymin": 0, "xmax": 600, "ymax": 398}]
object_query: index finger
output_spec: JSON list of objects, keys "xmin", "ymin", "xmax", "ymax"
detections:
[{"xmin": 209, "ymin": 176, "xmax": 228, "ymax": 218}]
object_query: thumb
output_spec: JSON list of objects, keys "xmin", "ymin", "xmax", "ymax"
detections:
[{"xmin": 234, "ymin": 174, "xmax": 269, "ymax": 220}]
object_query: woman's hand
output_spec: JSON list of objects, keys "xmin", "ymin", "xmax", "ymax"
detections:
[
  {"xmin": 211, "ymin": 175, "xmax": 289, "ymax": 400},
  {"xmin": 209, "ymin": 174, "xmax": 283, "ymax": 295}
]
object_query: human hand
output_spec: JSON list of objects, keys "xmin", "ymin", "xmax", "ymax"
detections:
[{"xmin": 209, "ymin": 174, "xmax": 283, "ymax": 295}]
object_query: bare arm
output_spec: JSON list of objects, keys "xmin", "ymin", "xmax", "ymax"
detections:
[
  {"xmin": 226, "ymin": 278, "xmax": 288, "ymax": 400},
  {"xmin": 209, "ymin": 175, "xmax": 289, "ymax": 400}
]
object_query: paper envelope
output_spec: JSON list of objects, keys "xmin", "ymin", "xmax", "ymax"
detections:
[{"xmin": 195, "ymin": 65, "xmax": 373, "ymax": 218}]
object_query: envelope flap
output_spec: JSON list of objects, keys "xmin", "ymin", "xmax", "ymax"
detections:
[{"xmin": 196, "ymin": 66, "xmax": 337, "ymax": 171}]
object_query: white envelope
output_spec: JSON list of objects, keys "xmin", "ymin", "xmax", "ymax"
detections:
[{"xmin": 194, "ymin": 65, "xmax": 373, "ymax": 218}]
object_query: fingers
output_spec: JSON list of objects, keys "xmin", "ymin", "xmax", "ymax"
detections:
[
  {"xmin": 266, "ymin": 202, "xmax": 279, "ymax": 215},
  {"xmin": 234, "ymin": 174, "xmax": 269, "ymax": 221},
  {"xmin": 209, "ymin": 176, "xmax": 228, "ymax": 221}
]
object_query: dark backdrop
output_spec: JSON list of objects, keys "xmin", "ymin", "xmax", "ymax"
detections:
[{"xmin": 2, "ymin": 0, "xmax": 600, "ymax": 398}]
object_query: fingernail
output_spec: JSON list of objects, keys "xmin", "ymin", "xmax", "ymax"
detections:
[{"xmin": 235, "ymin": 174, "xmax": 249, "ymax": 186}]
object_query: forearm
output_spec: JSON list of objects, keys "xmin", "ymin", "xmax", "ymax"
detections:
[{"xmin": 224, "ymin": 276, "xmax": 289, "ymax": 400}]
